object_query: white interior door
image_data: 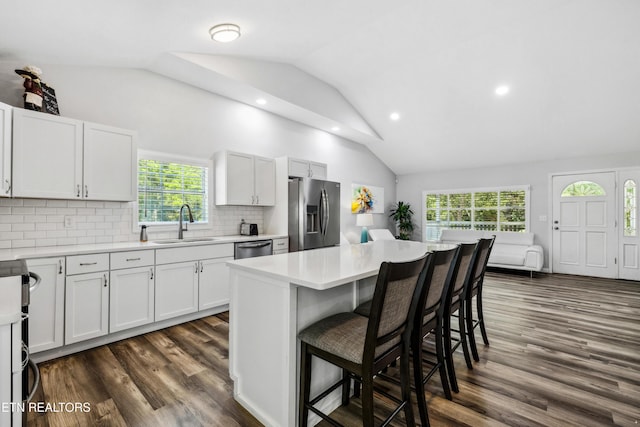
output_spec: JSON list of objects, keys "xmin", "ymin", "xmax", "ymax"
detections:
[
  {"xmin": 618, "ymin": 170, "xmax": 640, "ymax": 281},
  {"xmin": 552, "ymin": 172, "xmax": 617, "ymax": 278}
]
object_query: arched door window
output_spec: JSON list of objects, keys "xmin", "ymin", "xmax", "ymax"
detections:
[
  {"xmin": 624, "ymin": 179, "xmax": 637, "ymax": 237},
  {"xmin": 560, "ymin": 181, "xmax": 606, "ymax": 197}
]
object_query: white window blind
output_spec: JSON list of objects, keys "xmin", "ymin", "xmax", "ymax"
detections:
[{"xmin": 138, "ymin": 157, "xmax": 209, "ymax": 225}]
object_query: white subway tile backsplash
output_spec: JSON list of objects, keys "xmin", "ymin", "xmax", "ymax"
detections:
[
  {"xmin": 0, "ymin": 198, "xmax": 266, "ymax": 249},
  {"xmin": 12, "ymin": 240, "xmax": 36, "ymax": 248},
  {"xmin": 23, "ymin": 200, "xmax": 47, "ymax": 207},
  {"xmin": 11, "ymin": 223, "xmax": 35, "ymax": 232},
  {"xmin": 46, "ymin": 200, "xmax": 68, "ymax": 208}
]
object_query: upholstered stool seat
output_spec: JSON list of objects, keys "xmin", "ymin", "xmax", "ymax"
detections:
[{"xmin": 299, "ymin": 312, "xmax": 401, "ymax": 364}]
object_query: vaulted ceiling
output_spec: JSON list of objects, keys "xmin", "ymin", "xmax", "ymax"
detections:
[{"xmin": 1, "ymin": 0, "xmax": 639, "ymax": 175}]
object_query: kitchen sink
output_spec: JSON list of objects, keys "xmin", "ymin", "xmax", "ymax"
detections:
[{"xmin": 151, "ymin": 237, "xmax": 219, "ymax": 244}]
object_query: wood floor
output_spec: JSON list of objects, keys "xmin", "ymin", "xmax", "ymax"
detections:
[{"xmin": 27, "ymin": 271, "xmax": 640, "ymax": 427}]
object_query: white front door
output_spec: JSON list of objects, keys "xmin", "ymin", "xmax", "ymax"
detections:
[
  {"xmin": 552, "ymin": 172, "xmax": 617, "ymax": 278},
  {"xmin": 618, "ymin": 170, "xmax": 640, "ymax": 281}
]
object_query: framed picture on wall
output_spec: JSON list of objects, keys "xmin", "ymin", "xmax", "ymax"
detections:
[{"xmin": 351, "ymin": 183, "xmax": 384, "ymax": 214}]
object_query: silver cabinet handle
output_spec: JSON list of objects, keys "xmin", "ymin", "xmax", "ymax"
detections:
[
  {"xmin": 58, "ymin": 259, "xmax": 63, "ymax": 274},
  {"xmin": 195, "ymin": 262, "xmax": 199, "ymax": 274},
  {"xmin": 76, "ymin": 184, "xmax": 81, "ymax": 197},
  {"xmin": 79, "ymin": 262, "xmax": 98, "ymax": 266},
  {"xmin": 103, "ymin": 274, "xmax": 108, "ymax": 287},
  {"xmin": 85, "ymin": 185, "xmax": 88, "ymax": 198},
  {"xmin": 150, "ymin": 268, "xmax": 154, "ymax": 280},
  {"xmin": 256, "ymin": 195, "xmax": 259, "ymax": 204},
  {"xmin": 200, "ymin": 261, "xmax": 203, "ymax": 273},
  {"xmin": 126, "ymin": 257, "xmax": 141, "ymax": 262},
  {"xmin": 4, "ymin": 179, "xmax": 10, "ymax": 194}
]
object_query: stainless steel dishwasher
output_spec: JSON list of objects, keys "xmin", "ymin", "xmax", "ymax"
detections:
[{"xmin": 234, "ymin": 240, "xmax": 273, "ymax": 259}]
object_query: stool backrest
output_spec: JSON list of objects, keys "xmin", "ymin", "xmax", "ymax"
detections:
[
  {"xmin": 471, "ymin": 236, "xmax": 495, "ymax": 288},
  {"xmin": 448, "ymin": 242, "xmax": 478, "ymax": 304},
  {"xmin": 417, "ymin": 246, "xmax": 460, "ymax": 331},
  {"xmin": 364, "ymin": 253, "xmax": 432, "ymax": 362}
]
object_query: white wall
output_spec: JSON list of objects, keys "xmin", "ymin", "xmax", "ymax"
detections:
[
  {"xmin": 0, "ymin": 64, "xmax": 396, "ymax": 247},
  {"xmin": 397, "ymin": 151, "xmax": 640, "ymax": 268}
]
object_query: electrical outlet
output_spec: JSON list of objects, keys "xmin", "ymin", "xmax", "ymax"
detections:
[{"xmin": 64, "ymin": 216, "xmax": 75, "ymax": 228}]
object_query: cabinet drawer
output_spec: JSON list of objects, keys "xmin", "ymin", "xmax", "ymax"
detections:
[
  {"xmin": 272, "ymin": 237, "xmax": 289, "ymax": 252},
  {"xmin": 156, "ymin": 243, "xmax": 234, "ymax": 264},
  {"xmin": 66, "ymin": 253, "xmax": 109, "ymax": 275},
  {"xmin": 110, "ymin": 250, "xmax": 154, "ymax": 270}
]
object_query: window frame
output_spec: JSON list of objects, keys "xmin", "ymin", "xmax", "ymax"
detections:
[
  {"xmin": 421, "ymin": 185, "xmax": 531, "ymax": 241},
  {"xmin": 133, "ymin": 150, "xmax": 213, "ymax": 233}
]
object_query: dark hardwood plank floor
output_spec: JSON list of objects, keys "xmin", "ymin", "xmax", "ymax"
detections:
[{"xmin": 27, "ymin": 272, "xmax": 640, "ymax": 426}]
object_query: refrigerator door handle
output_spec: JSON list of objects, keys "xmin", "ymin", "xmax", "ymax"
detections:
[{"xmin": 320, "ymin": 188, "xmax": 330, "ymax": 236}]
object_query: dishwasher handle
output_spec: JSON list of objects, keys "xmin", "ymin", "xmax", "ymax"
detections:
[{"xmin": 236, "ymin": 241, "xmax": 271, "ymax": 249}]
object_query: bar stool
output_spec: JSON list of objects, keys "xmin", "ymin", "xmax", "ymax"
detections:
[
  {"xmin": 298, "ymin": 253, "xmax": 431, "ymax": 427},
  {"xmin": 465, "ymin": 237, "xmax": 495, "ymax": 361},
  {"xmin": 353, "ymin": 246, "xmax": 460, "ymax": 426},
  {"xmin": 409, "ymin": 246, "xmax": 460, "ymax": 426},
  {"xmin": 442, "ymin": 242, "xmax": 479, "ymax": 393}
]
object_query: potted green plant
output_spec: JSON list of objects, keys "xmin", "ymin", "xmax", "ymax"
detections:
[{"xmin": 389, "ymin": 201, "xmax": 414, "ymax": 240}]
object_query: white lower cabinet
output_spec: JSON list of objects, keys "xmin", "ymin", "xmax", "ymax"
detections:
[
  {"xmin": 26, "ymin": 257, "xmax": 65, "ymax": 353},
  {"xmin": 110, "ymin": 266, "xmax": 155, "ymax": 333},
  {"xmin": 155, "ymin": 261, "xmax": 199, "ymax": 321},
  {"xmin": 199, "ymin": 257, "xmax": 233, "ymax": 310},
  {"xmin": 65, "ymin": 271, "xmax": 109, "ymax": 345}
]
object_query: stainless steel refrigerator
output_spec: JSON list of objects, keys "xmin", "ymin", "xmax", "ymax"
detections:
[{"xmin": 288, "ymin": 177, "xmax": 341, "ymax": 251}]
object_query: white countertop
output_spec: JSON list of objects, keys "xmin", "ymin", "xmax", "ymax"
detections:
[
  {"xmin": 227, "ymin": 240, "xmax": 457, "ymax": 290},
  {"xmin": 0, "ymin": 234, "xmax": 287, "ymax": 261}
]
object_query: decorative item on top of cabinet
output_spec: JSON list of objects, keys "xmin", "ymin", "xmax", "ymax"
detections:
[
  {"xmin": 25, "ymin": 257, "xmax": 65, "ymax": 353},
  {"xmin": 11, "ymin": 108, "xmax": 137, "ymax": 201},
  {"xmin": 64, "ymin": 254, "xmax": 109, "ymax": 345},
  {"xmin": 214, "ymin": 150, "xmax": 275, "ymax": 206},
  {"xmin": 0, "ymin": 102, "xmax": 12, "ymax": 197},
  {"xmin": 288, "ymin": 158, "xmax": 327, "ymax": 179}
]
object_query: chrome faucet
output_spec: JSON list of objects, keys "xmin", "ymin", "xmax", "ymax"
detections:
[{"xmin": 178, "ymin": 204, "xmax": 194, "ymax": 239}]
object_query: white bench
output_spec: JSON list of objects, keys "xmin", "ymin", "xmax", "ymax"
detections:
[{"xmin": 436, "ymin": 229, "xmax": 544, "ymax": 273}]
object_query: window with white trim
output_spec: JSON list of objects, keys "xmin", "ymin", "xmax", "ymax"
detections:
[
  {"xmin": 423, "ymin": 186, "xmax": 530, "ymax": 240},
  {"xmin": 137, "ymin": 152, "xmax": 209, "ymax": 226}
]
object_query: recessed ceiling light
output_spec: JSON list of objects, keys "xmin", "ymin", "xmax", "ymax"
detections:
[
  {"xmin": 256, "ymin": 98, "xmax": 267, "ymax": 105},
  {"xmin": 390, "ymin": 112, "xmax": 400, "ymax": 121},
  {"xmin": 331, "ymin": 126, "xmax": 340, "ymax": 132},
  {"xmin": 209, "ymin": 23, "xmax": 241, "ymax": 43},
  {"xmin": 495, "ymin": 85, "xmax": 510, "ymax": 96}
]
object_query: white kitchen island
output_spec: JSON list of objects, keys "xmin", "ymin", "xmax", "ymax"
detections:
[{"xmin": 227, "ymin": 240, "xmax": 456, "ymax": 427}]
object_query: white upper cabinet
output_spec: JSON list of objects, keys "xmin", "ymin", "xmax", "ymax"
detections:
[
  {"xmin": 12, "ymin": 108, "xmax": 137, "ymax": 201},
  {"xmin": 83, "ymin": 122, "xmax": 137, "ymax": 201},
  {"xmin": 288, "ymin": 158, "xmax": 327, "ymax": 180},
  {"xmin": 0, "ymin": 102, "xmax": 12, "ymax": 197},
  {"xmin": 215, "ymin": 151, "xmax": 275, "ymax": 206},
  {"xmin": 12, "ymin": 109, "xmax": 83, "ymax": 199}
]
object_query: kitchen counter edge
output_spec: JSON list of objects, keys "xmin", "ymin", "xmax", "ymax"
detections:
[{"xmin": 0, "ymin": 234, "xmax": 287, "ymax": 261}]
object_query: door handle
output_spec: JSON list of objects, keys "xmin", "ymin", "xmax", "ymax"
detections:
[
  {"xmin": 4, "ymin": 179, "xmax": 10, "ymax": 194},
  {"xmin": 85, "ymin": 185, "xmax": 88, "ymax": 198},
  {"xmin": 554, "ymin": 227, "xmax": 559, "ymax": 230},
  {"xmin": 103, "ymin": 274, "xmax": 108, "ymax": 287},
  {"xmin": 150, "ymin": 268, "xmax": 154, "ymax": 280}
]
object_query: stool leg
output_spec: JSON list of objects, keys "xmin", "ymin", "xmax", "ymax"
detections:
[
  {"xmin": 299, "ymin": 342, "xmax": 312, "ymax": 427},
  {"xmin": 477, "ymin": 286, "xmax": 490, "ymax": 346},
  {"xmin": 399, "ymin": 345, "xmax": 416, "ymax": 427},
  {"xmin": 412, "ymin": 332, "xmax": 430, "ymax": 427},
  {"xmin": 436, "ymin": 318, "xmax": 452, "ymax": 400},
  {"xmin": 443, "ymin": 311, "xmax": 458, "ymax": 394},
  {"xmin": 459, "ymin": 302, "xmax": 473, "ymax": 369},
  {"xmin": 361, "ymin": 376, "xmax": 375, "ymax": 427},
  {"xmin": 342, "ymin": 369, "xmax": 350, "ymax": 405},
  {"xmin": 466, "ymin": 294, "xmax": 480, "ymax": 362}
]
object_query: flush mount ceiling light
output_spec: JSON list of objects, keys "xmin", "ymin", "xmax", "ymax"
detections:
[
  {"xmin": 390, "ymin": 112, "xmax": 400, "ymax": 121},
  {"xmin": 331, "ymin": 126, "xmax": 340, "ymax": 132},
  {"xmin": 256, "ymin": 98, "xmax": 267, "ymax": 105},
  {"xmin": 495, "ymin": 85, "xmax": 510, "ymax": 96},
  {"xmin": 209, "ymin": 23, "xmax": 241, "ymax": 42}
]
